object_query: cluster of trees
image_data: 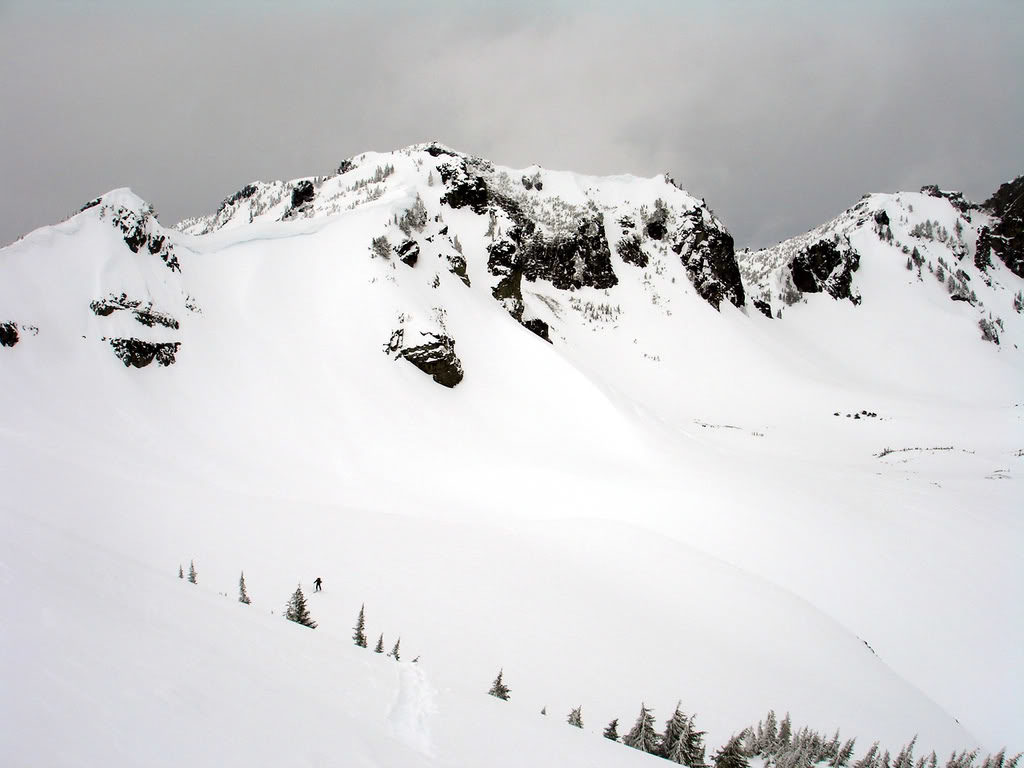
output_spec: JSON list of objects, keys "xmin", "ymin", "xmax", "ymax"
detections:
[
  {"xmin": 178, "ymin": 565, "xmax": 411, "ymax": 659},
  {"xmin": 489, "ymin": 671, "xmax": 715, "ymax": 767},
  {"xmin": 487, "ymin": 671, "xmax": 1019, "ymax": 768}
]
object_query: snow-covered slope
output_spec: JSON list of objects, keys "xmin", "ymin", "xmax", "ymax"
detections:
[{"xmin": 1, "ymin": 144, "xmax": 1022, "ymax": 765}]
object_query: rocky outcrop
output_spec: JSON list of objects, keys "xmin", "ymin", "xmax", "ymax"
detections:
[
  {"xmin": 107, "ymin": 205, "xmax": 181, "ymax": 272},
  {"xmin": 282, "ymin": 180, "xmax": 316, "ymax": 219},
  {"xmin": 984, "ymin": 175, "xmax": 1024, "ymax": 278},
  {"xmin": 395, "ymin": 239, "xmax": 420, "ymax": 267},
  {"xmin": 788, "ymin": 237, "xmax": 861, "ymax": 304},
  {"xmin": 521, "ymin": 215, "xmax": 618, "ymax": 291},
  {"xmin": 0, "ymin": 321, "xmax": 19, "ymax": 347},
  {"xmin": 438, "ymin": 160, "xmax": 490, "ymax": 215},
  {"xmin": 109, "ymin": 338, "xmax": 181, "ymax": 368},
  {"xmin": 90, "ymin": 294, "xmax": 179, "ymax": 329},
  {"xmin": 384, "ymin": 327, "xmax": 464, "ymax": 388},
  {"xmin": 752, "ymin": 297, "xmax": 773, "ymax": 319},
  {"xmin": 671, "ymin": 208, "xmax": 745, "ymax": 310},
  {"xmin": 921, "ymin": 185, "xmax": 973, "ymax": 214}
]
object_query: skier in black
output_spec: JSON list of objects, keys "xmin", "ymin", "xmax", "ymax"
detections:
[{"xmin": 313, "ymin": 577, "xmax": 322, "ymax": 592}]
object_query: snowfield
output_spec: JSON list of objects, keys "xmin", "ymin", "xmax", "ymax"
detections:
[{"xmin": 1, "ymin": 144, "xmax": 1021, "ymax": 766}]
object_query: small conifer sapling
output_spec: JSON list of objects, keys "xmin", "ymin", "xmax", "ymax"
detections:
[
  {"xmin": 188, "ymin": 560, "xmax": 197, "ymax": 584},
  {"xmin": 488, "ymin": 669, "xmax": 510, "ymax": 701},
  {"xmin": 568, "ymin": 706, "xmax": 583, "ymax": 728},
  {"xmin": 388, "ymin": 637, "xmax": 401, "ymax": 661},
  {"xmin": 374, "ymin": 633, "xmax": 384, "ymax": 653},
  {"xmin": 238, "ymin": 571, "xmax": 251, "ymax": 604},
  {"xmin": 353, "ymin": 604, "xmax": 368, "ymax": 647},
  {"xmin": 604, "ymin": 718, "xmax": 620, "ymax": 741}
]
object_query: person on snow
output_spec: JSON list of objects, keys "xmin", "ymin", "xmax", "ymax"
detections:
[{"xmin": 313, "ymin": 577, "xmax": 322, "ymax": 592}]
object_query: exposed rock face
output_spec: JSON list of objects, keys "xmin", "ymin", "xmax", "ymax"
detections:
[
  {"xmin": 789, "ymin": 238, "xmax": 861, "ymax": 304},
  {"xmin": 752, "ymin": 297, "xmax": 773, "ymax": 319},
  {"xmin": 384, "ymin": 328, "xmax": 464, "ymax": 388},
  {"xmin": 109, "ymin": 338, "xmax": 181, "ymax": 368},
  {"xmin": 395, "ymin": 239, "xmax": 420, "ymax": 267},
  {"xmin": 521, "ymin": 318, "xmax": 550, "ymax": 342},
  {"xmin": 107, "ymin": 205, "xmax": 180, "ymax": 272},
  {"xmin": 921, "ymin": 185, "xmax": 973, "ymax": 214},
  {"xmin": 423, "ymin": 142, "xmax": 457, "ymax": 158},
  {"xmin": 282, "ymin": 180, "xmax": 316, "ymax": 219},
  {"xmin": 438, "ymin": 160, "xmax": 490, "ymax": 215},
  {"xmin": 984, "ymin": 175, "xmax": 1024, "ymax": 278},
  {"xmin": 90, "ymin": 294, "xmax": 179, "ymax": 329},
  {"xmin": 521, "ymin": 215, "xmax": 618, "ymax": 291},
  {"xmin": 0, "ymin": 321, "xmax": 19, "ymax": 347},
  {"xmin": 671, "ymin": 209, "xmax": 745, "ymax": 310}
]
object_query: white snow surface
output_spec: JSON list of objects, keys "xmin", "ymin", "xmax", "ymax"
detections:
[{"xmin": 1, "ymin": 144, "xmax": 1022, "ymax": 766}]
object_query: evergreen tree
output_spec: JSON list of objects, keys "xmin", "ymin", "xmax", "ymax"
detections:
[
  {"xmin": 761, "ymin": 710, "xmax": 779, "ymax": 756},
  {"xmin": 541, "ymin": 706, "xmax": 547, "ymax": 716},
  {"xmin": 389, "ymin": 637, "xmax": 401, "ymax": 660},
  {"xmin": 714, "ymin": 734, "xmax": 751, "ymax": 768},
  {"xmin": 567, "ymin": 706, "xmax": 583, "ymax": 728},
  {"xmin": 660, "ymin": 702, "xmax": 689, "ymax": 757},
  {"xmin": 188, "ymin": 560, "xmax": 197, "ymax": 584},
  {"xmin": 854, "ymin": 743, "xmax": 880, "ymax": 768},
  {"xmin": 894, "ymin": 737, "xmax": 918, "ymax": 768},
  {"xmin": 178, "ymin": 564, "xmax": 184, "ymax": 579},
  {"xmin": 238, "ymin": 571, "xmax": 251, "ymax": 604},
  {"xmin": 487, "ymin": 669, "xmax": 510, "ymax": 700},
  {"xmin": 833, "ymin": 739, "xmax": 857, "ymax": 767},
  {"xmin": 604, "ymin": 719, "xmax": 620, "ymax": 741},
  {"xmin": 284, "ymin": 584, "xmax": 317, "ymax": 628},
  {"xmin": 778, "ymin": 713, "xmax": 792, "ymax": 749},
  {"xmin": 374, "ymin": 633, "xmax": 384, "ymax": 653},
  {"xmin": 668, "ymin": 713, "xmax": 708, "ymax": 767},
  {"xmin": 353, "ymin": 604, "xmax": 368, "ymax": 647},
  {"xmin": 622, "ymin": 703, "xmax": 659, "ymax": 754}
]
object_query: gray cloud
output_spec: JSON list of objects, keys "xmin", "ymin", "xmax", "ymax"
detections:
[{"xmin": 1, "ymin": 1, "xmax": 1021, "ymax": 248}]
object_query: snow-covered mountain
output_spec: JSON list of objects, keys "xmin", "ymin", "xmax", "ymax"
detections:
[{"xmin": 1, "ymin": 143, "xmax": 1021, "ymax": 767}]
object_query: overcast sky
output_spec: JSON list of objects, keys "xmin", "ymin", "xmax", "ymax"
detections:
[{"xmin": 1, "ymin": 0, "xmax": 1021, "ymax": 249}]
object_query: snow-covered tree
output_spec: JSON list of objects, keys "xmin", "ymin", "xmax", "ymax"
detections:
[
  {"xmin": 353, "ymin": 604, "xmax": 368, "ymax": 647},
  {"xmin": 388, "ymin": 637, "xmax": 400, "ymax": 661},
  {"xmin": 833, "ymin": 739, "xmax": 857, "ymax": 767},
  {"xmin": 188, "ymin": 560, "xmax": 197, "ymax": 584},
  {"xmin": 178, "ymin": 564, "xmax": 184, "ymax": 579},
  {"xmin": 374, "ymin": 633, "xmax": 384, "ymax": 653},
  {"xmin": 853, "ymin": 743, "xmax": 880, "ymax": 768},
  {"xmin": 284, "ymin": 584, "xmax": 316, "ymax": 628},
  {"xmin": 541, "ymin": 706, "xmax": 547, "ymax": 715},
  {"xmin": 238, "ymin": 571, "xmax": 250, "ymax": 604},
  {"xmin": 487, "ymin": 669, "xmax": 510, "ymax": 700},
  {"xmin": 714, "ymin": 734, "xmax": 751, "ymax": 768},
  {"xmin": 622, "ymin": 703, "xmax": 659, "ymax": 753},
  {"xmin": 778, "ymin": 713, "xmax": 792, "ymax": 749},
  {"xmin": 604, "ymin": 719, "xmax": 620, "ymax": 741},
  {"xmin": 667, "ymin": 713, "xmax": 708, "ymax": 767},
  {"xmin": 660, "ymin": 702, "xmax": 689, "ymax": 757},
  {"xmin": 567, "ymin": 706, "xmax": 583, "ymax": 728}
]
